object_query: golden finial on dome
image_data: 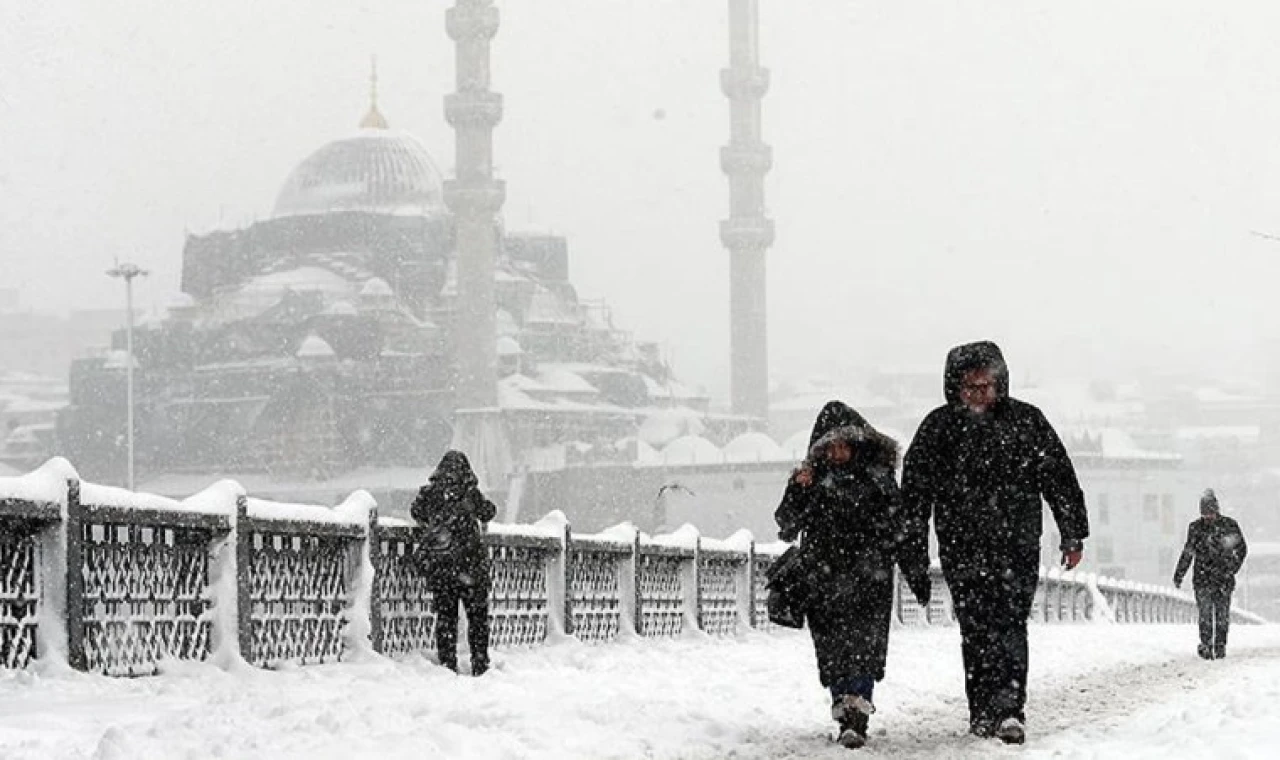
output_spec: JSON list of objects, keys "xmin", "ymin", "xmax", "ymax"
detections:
[{"xmin": 360, "ymin": 55, "xmax": 389, "ymax": 129}]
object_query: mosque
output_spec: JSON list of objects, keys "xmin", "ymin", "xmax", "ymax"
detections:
[{"xmin": 55, "ymin": 0, "xmax": 794, "ymax": 532}]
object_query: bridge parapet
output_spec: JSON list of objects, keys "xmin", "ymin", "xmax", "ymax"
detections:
[{"xmin": 0, "ymin": 458, "xmax": 1266, "ymax": 677}]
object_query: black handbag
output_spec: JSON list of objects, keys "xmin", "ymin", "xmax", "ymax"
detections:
[{"xmin": 764, "ymin": 543, "xmax": 809, "ymax": 628}]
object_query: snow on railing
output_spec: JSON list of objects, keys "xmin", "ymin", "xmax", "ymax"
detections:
[
  {"xmin": 0, "ymin": 458, "xmax": 1265, "ymax": 677},
  {"xmin": 891, "ymin": 562, "xmax": 1262, "ymax": 627}
]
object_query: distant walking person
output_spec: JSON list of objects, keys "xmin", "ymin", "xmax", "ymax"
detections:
[
  {"xmin": 775, "ymin": 401, "xmax": 932, "ymax": 750},
  {"xmin": 412, "ymin": 450, "xmax": 497, "ymax": 675},
  {"xmin": 900, "ymin": 341, "xmax": 1089, "ymax": 745},
  {"xmin": 1173, "ymin": 489, "xmax": 1248, "ymax": 660}
]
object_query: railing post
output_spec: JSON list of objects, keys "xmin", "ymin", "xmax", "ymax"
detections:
[
  {"xmin": 235, "ymin": 495, "xmax": 253, "ymax": 664},
  {"xmin": 743, "ymin": 539, "xmax": 756, "ymax": 631},
  {"xmin": 64, "ymin": 478, "xmax": 86, "ymax": 672},
  {"xmin": 544, "ymin": 520, "xmax": 573, "ymax": 638},
  {"xmin": 618, "ymin": 527, "xmax": 642, "ymax": 637},
  {"xmin": 692, "ymin": 536, "xmax": 703, "ymax": 632},
  {"xmin": 367, "ymin": 507, "xmax": 384, "ymax": 654},
  {"xmin": 563, "ymin": 522, "xmax": 574, "ymax": 636}
]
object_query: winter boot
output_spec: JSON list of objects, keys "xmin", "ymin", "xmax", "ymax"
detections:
[
  {"xmin": 969, "ymin": 717, "xmax": 996, "ymax": 738},
  {"xmin": 1197, "ymin": 644, "xmax": 1212, "ymax": 660},
  {"xmin": 831, "ymin": 695, "xmax": 874, "ymax": 749},
  {"xmin": 471, "ymin": 655, "xmax": 490, "ymax": 676},
  {"xmin": 994, "ymin": 717, "xmax": 1025, "ymax": 745}
]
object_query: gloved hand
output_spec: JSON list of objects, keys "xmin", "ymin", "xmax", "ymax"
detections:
[
  {"xmin": 1173, "ymin": 577, "xmax": 1182, "ymax": 590},
  {"xmin": 907, "ymin": 573, "xmax": 932, "ymax": 607}
]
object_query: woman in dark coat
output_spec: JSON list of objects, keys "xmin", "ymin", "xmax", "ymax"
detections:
[
  {"xmin": 411, "ymin": 450, "xmax": 498, "ymax": 675},
  {"xmin": 775, "ymin": 401, "xmax": 932, "ymax": 749}
]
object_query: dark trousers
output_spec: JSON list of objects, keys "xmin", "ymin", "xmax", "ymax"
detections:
[
  {"xmin": 432, "ymin": 579, "xmax": 491, "ymax": 674},
  {"xmin": 1195, "ymin": 582, "xmax": 1233, "ymax": 657},
  {"xmin": 947, "ymin": 567, "xmax": 1038, "ymax": 725}
]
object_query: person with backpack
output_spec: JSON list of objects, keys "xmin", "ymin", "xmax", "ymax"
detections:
[
  {"xmin": 774, "ymin": 401, "xmax": 932, "ymax": 750},
  {"xmin": 411, "ymin": 450, "xmax": 498, "ymax": 675},
  {"xmin": 1173, "ymin": 488, "xmax": 1248, "ymax": 659}
]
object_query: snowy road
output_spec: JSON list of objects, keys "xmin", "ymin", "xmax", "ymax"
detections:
[{"xmin": 1, "ymin": 624, "xmax": 1278, "ymax": 759}]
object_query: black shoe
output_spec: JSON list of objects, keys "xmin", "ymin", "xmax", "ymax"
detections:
[
  {"xmin": 994, "ymin": 717, "xmax": 1026, "ymax": 745},
  {"xmin": 472, "ymin": 657, "xmax": 490, "ymax": 676},
  {"xmin": 969, "ymin": 718, "xmax": 996, "ymax": 738},
  {"xmin": 832, "ymin": 696, "xmax": 872, "ymax": 749},
  {"xmin": 1197, "ymin": 644, "xmax": 1212, "ymax": 660},
  {"xmin": 1213, "ymin": 648, "xmax": 1226, "ymax": 660}
]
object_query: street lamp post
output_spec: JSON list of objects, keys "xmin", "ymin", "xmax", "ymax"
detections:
[{"xmin": 106, "ymin": 262, "xmax": 148, "ymax": 490}]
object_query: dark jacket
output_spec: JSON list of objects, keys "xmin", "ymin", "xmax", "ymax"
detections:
[
  {"xmin": 774, "ymin": 401, "xmax": 924, "ymax": 684},
  {"xmin": 1174, "ymin": 515, "xmax": 1248, "ymax": 590},
  {"xmin": 900, "ymin": 342, "xmax": 1089, "ymax": 579},
  {"xmin": 411, "ymin": 451, "xmax": 498, "ymax": 588}
]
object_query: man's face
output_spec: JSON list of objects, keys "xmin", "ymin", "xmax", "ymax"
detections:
[
  {"xmin": 959, "ymin": 368, "xmax": 999, "ymax": 415},
  {"xmin": 825, "ymin": 439, "xmax": 853, "ymax": 465},
  {"xmin": 1202, "ymin": 510, "xmax": 1218, "ymax": 522}
]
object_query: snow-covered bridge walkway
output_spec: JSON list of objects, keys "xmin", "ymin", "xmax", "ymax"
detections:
[{"xmin": 2, "ymin": 623, "xmax": 1277, "ymax": 760}]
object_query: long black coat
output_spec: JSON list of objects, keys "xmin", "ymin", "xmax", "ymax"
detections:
[
  {"xmin": 1174, "ymin": 515, "xmax": 1247, "ymax": 590},
  {"xmin": 775, "ymin": 401, "xmax": 924, "ymax": 685},
  {"xmin": 411, "ymin": 451, "xmax": 498, "ymax": 590},
  {"xmin": 900, "ymin": 342, "xmax": 1089, "ymax": 583}
]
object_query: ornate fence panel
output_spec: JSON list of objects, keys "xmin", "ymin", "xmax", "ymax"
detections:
[
  {"xmin": 78, "ymin": 505, "xmax": 227, "ymax": 676},
  {"xmin": 751, "ymin": 551, "xmax": 777, "ymax": 631},
  {"xmin": 569, "ymin": 538, "xmax": 628, "ymax": 643},
  {"xmin": 373, "ymin": 527, "xmax": 436, "ymax": 657},
  {"xmin": 896, "ymin": 573, "xmax": 928, "ymax": 625},
  {"xmin": 487, "ymin": 535, "xmax": 556, "ymax": 648},
  {"xmin": 242, "ymin": 521, "xmax": 359, "ymax": 667},
  {"xmin": 0, "ymin": 502, "xmax": 52, "ymax": 670},
  {"xmin": 698, "ymin": 549, "xmax": 743, "ymax": 637},
  {"xmin": 637, "ymin": 547, "xmax": 689, "ymax": 638}
]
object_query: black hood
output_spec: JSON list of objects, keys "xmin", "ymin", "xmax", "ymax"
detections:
[
  {"xmin": 806, "ymin": 400, "xmax": 899, "ymax": 470},
  {"xmin": 943, "ymin": 341, "xmax": 1009, "ymax": 407},
  {"xmin": 429, "ymin": 450, "xmax": 478, "ymax": 490}
]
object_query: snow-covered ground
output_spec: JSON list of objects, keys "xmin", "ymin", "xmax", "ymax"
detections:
[{"xmin": 1, "ymin": 624, "xmax": 1277, "ymax": 759}]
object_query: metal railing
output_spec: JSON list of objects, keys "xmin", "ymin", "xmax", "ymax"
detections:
[{"xmin": 0, "ymin": 458, "xmax": 1264, "ymax": 677}]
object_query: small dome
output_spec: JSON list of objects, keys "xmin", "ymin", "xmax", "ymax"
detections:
[
  {"xmin": 661, "ymin": 435, "xmax": 722, "ymax": 466},
  {"xmin": 360, "ymin": 277, "xmax": 394, "ymax": 297},
  {"xmin": 296, "ymin": 335, "xmax": 335, "ymax": 359},
  {"xmin": 273, "ymin": 130, "xmax": 445, "ymax": 218},
  {"xmin": 723, "ymin": 432, "xmax": 785, "ymax": 463}
]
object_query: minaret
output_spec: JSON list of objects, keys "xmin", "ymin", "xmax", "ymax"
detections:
[
  {"xmin": 721, "ymin": 0, "xmax": 774, "ymax": 424},
  {"xmin": 445, "ymin": 0, "xmax": 505, "ymax": 408}
]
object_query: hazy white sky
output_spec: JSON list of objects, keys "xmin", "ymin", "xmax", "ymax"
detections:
[{"xmin": 4, "ymin": 1, "xmax": 1280, "ymax": 400}]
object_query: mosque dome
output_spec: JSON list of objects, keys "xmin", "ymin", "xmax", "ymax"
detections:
[{"xmin": 272, "ymin": 103, "xmax": 446, "ymax": 218}]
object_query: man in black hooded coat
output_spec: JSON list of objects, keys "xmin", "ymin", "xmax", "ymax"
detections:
[
  {"xmin": 900, "ymin": 341, "xmax": 1089, "ymax": 744},
  {"xmin": 775, "ymin": 401, "xmax": 932, "ymax": 748},
  {"xmin": 411, "ymin": 450, "xmax": 498, "ymax": 675},
  {"xmin": 1173, "ymin": 488, "xmax": 1248, "ymax": 659}
]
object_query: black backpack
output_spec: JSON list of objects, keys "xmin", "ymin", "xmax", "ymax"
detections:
[{"xmin": 414, "ymin": 488, "xmax": 482, "ymax": 582}]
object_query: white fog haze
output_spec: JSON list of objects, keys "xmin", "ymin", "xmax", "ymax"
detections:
[
  {"xmin": 6, "ymin": 1, "xmax": 1280, "ymax": 389},
  {"xmin": 2, "ymin": 3, "xmax": 1280, "ymax": 757}
]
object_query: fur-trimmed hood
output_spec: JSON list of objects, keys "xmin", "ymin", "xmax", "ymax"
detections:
[{"xmin": 806, "ymin": 400, "xmax": 900, "ymax": 470}]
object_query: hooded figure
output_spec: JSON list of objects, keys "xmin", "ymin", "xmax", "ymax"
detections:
[
  {"xmin": 1173, "ymin": 488, "xmax": 1248, "ymax": 659},
  {"xmin": 774, "ymin": 400, "xmax": 931, "ymax": 749},
  {"xmin": 900, "ymin": 341, "xmax": 1088, "ymax": 744},
  {"xmin": 411, "ymin": 450, "xmax": 498, "ymax": 675}
]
